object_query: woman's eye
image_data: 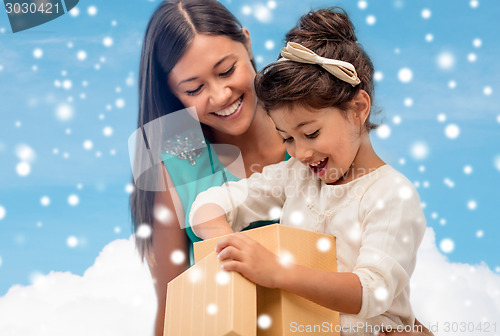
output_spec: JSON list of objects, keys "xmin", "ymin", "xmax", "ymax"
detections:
[
  {"xmin": 282, "ymin": 137, "xmax": 294, "ymax": 143},
  {"xmin": 220, "ymin": 65, "xmax": 235, "ymax": 77},
  {"xmin": 306, "ymin": 130, "xmax": 319, "ymax": 139},
  {"xmin": 186, "ymin": 86, "xmax": 203, "ymax": 96}
]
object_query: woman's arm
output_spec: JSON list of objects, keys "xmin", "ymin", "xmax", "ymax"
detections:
[{"xmin": 146, "ymin": 165, "xmax": 190, "ymax": 336}]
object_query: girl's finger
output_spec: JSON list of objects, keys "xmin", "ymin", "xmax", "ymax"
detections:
[
  {"xmin": 217, "ymin": 245, "xmax": 243, "ymax": 262},
  {"xmin": 215, "ymin": 233, "xmax": 246, "ymax": 253}
]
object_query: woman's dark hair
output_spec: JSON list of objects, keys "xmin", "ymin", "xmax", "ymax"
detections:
[
  {"xmin": 130, "ymin": 0, "xmax": 254, "ymax": 259},
  {"xmin": 255, "ymin": 7, "xmax": 377, "ymax": 131}
]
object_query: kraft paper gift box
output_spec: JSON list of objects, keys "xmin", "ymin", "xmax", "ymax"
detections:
[
  {"xmin": 165, "ymin": 224, "xmax": 340, "ymax": 336},
  {"xmin": 164, "ymin": 249, "xmax": 257, "ymax": 336}
]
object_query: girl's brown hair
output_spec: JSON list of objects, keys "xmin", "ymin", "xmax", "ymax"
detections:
[{"xmin": 255, "ymin": 7, "xmax": 377, "ymax": 131}]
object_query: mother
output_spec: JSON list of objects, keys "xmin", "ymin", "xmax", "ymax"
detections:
[{"xmin": 129, "ymin": 1, "xmax": 432, "ymax": 335}]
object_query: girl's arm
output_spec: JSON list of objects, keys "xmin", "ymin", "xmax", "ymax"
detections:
[
  {"xmin": 215, "ymin": 232, "xmax": 362, "ymax": 314},
  {"xmin": 190, "ymin": 160, "xmax": 294, "ymax": 239}
]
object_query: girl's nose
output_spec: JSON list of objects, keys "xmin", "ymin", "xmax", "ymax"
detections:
[{"xmin": 294, "ymin": 142, "xmax": 314, "ymax": 162}]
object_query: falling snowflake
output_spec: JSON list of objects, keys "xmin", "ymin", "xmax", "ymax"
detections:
[
  {"xmin": 154, "ymin": 204, "xmax": 173, "ymax": 224},
  {"xmin": 15, "ymin": 144, "xmax": 36, "ymax": 162},
  {"xmin": 87, "ymin": 6, "xmax": 98, "ymax": 16},
  {"xmin": 443, "ymin": 178, "xmax": 455, "ymax": 188},
  {"xmin": 358, "ymin": 1, "xmax": 368, "ymax": 10},
  {"xmin": 0, "ymin": 206, "xmax": 6, "ymax": 220},
  {"xmin": 421, "ymin": 8, "xmax": 432, "ymax": 19},
  {"xmin": 398, "ymin": 68, "xmax": 413, "ymax": 83},
  {"xmin": 410, "ymin": 142, "xmax": 429, "ymax": 160},
  {"xmin": 289, "ymin": 210, "xmax": 304, "ymax": 226},
  {"xmin": 83, "ymin": 140, "xmax": 93, "ymax": 150},
  {"xmin": 437, "ymin": 52, "xmax": 455, "ymax": 70},
  {"xmin": 445, "ymin": 124, "xmax": 460, "ymax": 139},
  {"xmin": 463, "ymin": 165, "xmax": 473, "ymax": 175},
  {"xmin": 216, "ymin": 270, "xmax": 230, "ymax": 286},
  {"xmin": 374, "ymin": 286, "xmax": 389, "ymax": 301},
  {"xmin": 170, "ymin": 250, "xmax": 186, "ymax": 265},
  {"xmin": 268, "ymin": 206, "xmax": 281, "ymax": 219},
  {"xmin": 33, "ymin": 48, "xmax": 43, "ymax": 59},
  {"xmin": 68, "ymin": 194, "xmax": 80, "ymax": 206},
  {"xmin": 16, "ymin": 162, "xmax": 31, "ymax": 177},
  {"xmin": 467, "ymin": 53, "xmax": 477, "ymax": 63},
  {"xmin": 425, "ymin": 33, "xmax": 434, "ymax": 42},
  {"xmin": 483, "ymin": 86, "xmax": 493, "ymax": 96},
  {"xmin": 440, "ymin": 238, "xmax": 455, "ymax": 253},
  {"xmin": 254, "ymin": 4, "xmax": 272, "ymax": 23},
  {"xmin": 258, "ymin": 314, "xmax": 272, "ymax": 329},
  {"xmin": 206, "ymin": 303, "xmax": 218, "ymax": 315},
  {"xmin": 115, "ymin": 98, "xmax": 125, "ymax": 108},
  {"xmin": 316, "ymin": 237, "xmax": 332, "ymax": 252},
  {"xmin": 278, "ymin": 250, "xmax": 295, "ymax": 267},
  {"xmin": 40, "ymin": 196, "xmax": 50, "ymax": 206},
  {"xmin": 374, "ymin": 71, "xmax": 384, "ymax": 82},
  {"xmin": 241, "ymin": 5, "xmax": 252, "ymax": 15},
  {"xmin": 69, "ymin": 7, "xmax": 79, "ymax": 17},
  {"xmin": 125, "ymin": 184, "xmax": 135, "ymax": 194},
  {"xmin": 470, "ymin": 0, "xmax": 479, "ymax": 8},
  {"xmin": 476, "ymin": 230, "xmax": 484, "ymax": 238},
  {"xmin": 67, "ymin": 236, "xmax": 79, "ymax": 248},
  {"xmin": 376, "ymin": 124, "xmax": 391, "ymax": 139},
  {"xmin": 103, "ymin": 37, "xmax": 113, "ymax": 47},
  {"xmin": 265, "ymin": 40, "xmax": 275, "ymax": 50},
  {"xmin": 393, "ymin": 115, "xmax": 402, "ymax": 125},
  {"xmin": 467, "ymin": 200, "xmax": 477, "ymax": 210},
  {"xmin": 77, "ymin": 50, "xmax": 87, "ymax": 61},
  {"xmin": 366, "ymin": 15, "xmax": 376, "ymax": 25},
  {"xmin": 437, "ymin": 113, "xmax": 447, "ymax": 123},
  {"xmin": 404, "ymin": 97, "xmax": 413, "ymax": 107},
  {"xmin": 136, "ymin": 224, "xmax": 152, "ymax": 239},
  {"xmin": 473, "ymin": 38, "xmax": 482, "ymax": 48},
  {"xmin": 267, "ymin": 1, "xmax": 277, "ymax": 10},
  {"xmin": 448, "ymin": 80, "xmax": 457, "ymax": 89},
  {"xmin": 103, "ymin": 126, "xmax": 113, "ymax": 137},
  {"xmin": 398, "ymin": 185, "xmax": 413, "ymax": 200}
]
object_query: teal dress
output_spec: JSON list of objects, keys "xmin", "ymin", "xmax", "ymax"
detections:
[{"xmin": 162, "ymin": 138, "xmax": 290, "ymax": 265}]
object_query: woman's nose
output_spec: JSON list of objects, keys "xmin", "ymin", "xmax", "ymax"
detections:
[{"xmin": 209, "ymin": 83, "xmax": 232, "ymax": 109}]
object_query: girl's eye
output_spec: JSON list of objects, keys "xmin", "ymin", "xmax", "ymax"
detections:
[
  {"xmin": 186, "ymin": 85, "xmax": 203, "ymax": 96},
  {"xmin": 306, "ymin": 130, "xmax": 320, "ymax": 139},
  {"xmin": 220, "ymin": 65, "xmax": 235, "ymax": 77},
  {"xmin": 282, "ymin": 137, "xmax": 294, "ymax": 143}
]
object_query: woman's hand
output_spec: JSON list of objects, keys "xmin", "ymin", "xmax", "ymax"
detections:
[{"xmin": 215, "ymin": 232, "xmax": 284, "ymax": 288}]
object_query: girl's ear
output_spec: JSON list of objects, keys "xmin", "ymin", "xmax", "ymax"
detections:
[
  {"xmin": 242, "ymin": 27, "xmax": 253, "ymax": 61},
  {"xmin": 352, "ymin": 90, "xmax": 371, "ymax": 126}
]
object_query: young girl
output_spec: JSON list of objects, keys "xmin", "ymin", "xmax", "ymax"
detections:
[{"xmin": 190, "ymin": 7, "xmax": 428, "ymax": 335}]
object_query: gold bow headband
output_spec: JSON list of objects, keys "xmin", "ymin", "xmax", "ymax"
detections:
[{"xmin": 279, "ymin": 42, "xmax": 361, "ymax": 87}]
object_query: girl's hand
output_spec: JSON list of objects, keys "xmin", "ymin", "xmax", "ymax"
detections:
[{"xmin": 215, "ymin": 232, "xmax": 284, "ymax": 288}]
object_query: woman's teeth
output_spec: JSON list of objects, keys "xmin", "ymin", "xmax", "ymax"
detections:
[{"xmin": 214, "ymin": 97, "xmax": 242, "ymax": 116}]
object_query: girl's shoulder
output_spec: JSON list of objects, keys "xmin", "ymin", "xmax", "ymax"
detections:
[{"xmin": 360, "ymin": 164, "xmax": 421, "ymax": 205}]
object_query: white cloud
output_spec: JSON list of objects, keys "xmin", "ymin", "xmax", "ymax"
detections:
[
  {"xmin": 411, "ymin": 228, "xmax": 500, "ymax": 335},
  {"xmin": 0, "ymin": 238, "xmax": 156, "ymax": 336},
  {"xmin": 0, "ymin": 229, "xmax": 498, "ymax": 336}
]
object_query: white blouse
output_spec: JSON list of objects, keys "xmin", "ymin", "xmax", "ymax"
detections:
[{"xmin": 190, "ymin": 158, "xmax": 426, "ymax": 333}]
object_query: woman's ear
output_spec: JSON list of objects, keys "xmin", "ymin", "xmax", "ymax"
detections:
[
  {"xmin": 352, "ymin": 90, "xmax": 371, "ymax": 126},
  {"xmin": 242, "ymin": 27, "xmax": 253, "ymax": 60}
]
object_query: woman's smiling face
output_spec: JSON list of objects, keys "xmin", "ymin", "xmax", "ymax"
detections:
[{"xmin": 168, "ymin": 33, "xmax": 258, "ymax": 137}]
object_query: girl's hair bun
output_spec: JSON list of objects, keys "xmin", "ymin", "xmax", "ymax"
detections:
[{"xmin": 289, "ymin": 7, "xmax": 357, "ymax": 43}]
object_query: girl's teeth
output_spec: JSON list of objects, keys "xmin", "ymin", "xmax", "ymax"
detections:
[
  {"xmin": 310, "ymin": 158, "xmax": 326, "ymax": 167},
  {"xmin": 214, "ymin": 98, "xmax": 242, "ymax": 116}
]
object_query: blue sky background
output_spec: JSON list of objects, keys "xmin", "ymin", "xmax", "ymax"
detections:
[{"xmin": 0, "ymin": 0, "xmax": 499, "ymax": 297}]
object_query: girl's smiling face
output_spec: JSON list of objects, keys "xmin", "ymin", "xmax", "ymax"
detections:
[
  {"xmin": 269, "ymin": 91, "xmax": 372, "ymax": 185},
  {"xmin": 168, "ymin": 33, "xmax": 258, "ymax": 137}
]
